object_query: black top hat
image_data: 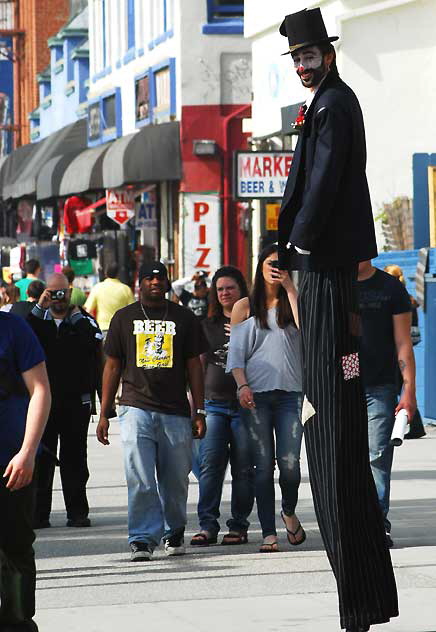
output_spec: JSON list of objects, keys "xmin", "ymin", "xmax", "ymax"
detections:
[{"xmin": 279, "ymin": 8, "xmax": 338, "ymax": 55}]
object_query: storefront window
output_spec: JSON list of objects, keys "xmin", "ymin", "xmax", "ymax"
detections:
[
  {"xmin": 88, "ymin": 102, "xmax": 101, "ymax": 142},
  {"xmin": 102, "ymin": 94, "xmax": 116, "ymax": 130}
]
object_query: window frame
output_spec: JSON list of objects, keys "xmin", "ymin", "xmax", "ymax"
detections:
[
  {"xmin": 87, "ymin": 87, "xmax": 122, "ymax": 147},
  {"xmin": 134, "ymin": 70, "xmax": 153, "ymax": 128},
  {"xmin": 203, "ymin": 0, "xmax": 244, "ymax": 35},
  {"xmin": 134, "ymin": 58, "xmax": 176, "ymax": 129}
]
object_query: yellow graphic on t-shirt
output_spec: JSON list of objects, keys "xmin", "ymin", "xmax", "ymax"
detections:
[{"xmin": 133, "ymin": 319, "xmax": 176, "ymax": 369}]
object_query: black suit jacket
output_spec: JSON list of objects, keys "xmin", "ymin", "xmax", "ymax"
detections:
[{"xmin": 278, "ymin": 72, "xmax": 378, "ymax": 271}]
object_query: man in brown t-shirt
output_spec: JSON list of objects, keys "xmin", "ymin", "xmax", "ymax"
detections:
[{"xmin": 97, "ymin": 262, "xmax": 208, "ymax": 561}]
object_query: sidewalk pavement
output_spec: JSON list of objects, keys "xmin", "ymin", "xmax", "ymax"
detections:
[{"xmin": 34, "ymin": 422, "xmax": 436, "ymax": 632}]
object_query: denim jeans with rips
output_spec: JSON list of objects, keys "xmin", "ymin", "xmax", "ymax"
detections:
[
  {"xmin": 118, "ymin": 405, "xmax": 192, "ymax": 547},
  {"xmin": 240, "ymin": 390, "xmax": 303, "ymax": 537},
  {"xmin": 366, "ymin": 384, "xmax": 397, "ymax": 533}
]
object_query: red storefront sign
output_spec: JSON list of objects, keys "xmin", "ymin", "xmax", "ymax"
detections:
[{"xmin": 106, "ymin": 189, "xmax": 136, "ymax": 225}]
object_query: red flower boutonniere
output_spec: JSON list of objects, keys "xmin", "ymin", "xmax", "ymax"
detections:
[{"xmin": 292, "ymin": 104, "xmax": 307, "ymax": 131}]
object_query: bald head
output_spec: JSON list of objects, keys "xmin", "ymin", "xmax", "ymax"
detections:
[{"xmin": 46, "ymin": 273, "xmax": 69, "ymax": 291}]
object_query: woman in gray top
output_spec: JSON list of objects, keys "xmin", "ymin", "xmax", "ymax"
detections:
[{"xmin": 227, "ymin": 244, "xmax": 305, "ymax": 552}]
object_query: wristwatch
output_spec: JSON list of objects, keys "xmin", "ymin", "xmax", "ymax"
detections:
[{"xmin": 196, "ymin": 408, "xmax": 207, "ymax": 416}]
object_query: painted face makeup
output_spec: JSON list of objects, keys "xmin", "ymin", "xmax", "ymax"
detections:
[
  {"xmin": 292, "ymin": 48, "xmax": 323, "ymax": 71},
  {"xmin": 292, "ymin": 46, "xmax": 328, "ymax": 89}
]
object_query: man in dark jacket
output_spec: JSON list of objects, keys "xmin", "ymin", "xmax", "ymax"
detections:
[
  {"xmin": 277, "ymin": 8, "xmax": 397, "ymax": 632},
  {"xmin": 28, "ymin": 273, "xmax": 103, "ymax": 529}
]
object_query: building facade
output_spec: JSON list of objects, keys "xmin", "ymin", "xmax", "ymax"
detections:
[
  {"xmin": 87, "ymin": 0, "xmax": 252, "ymax": 277},
  {"xmin": 1, "ymin": 1, "xmax": 252, "ymax": 287},
  {"xmin": 31, "ymin": 7, "xmax": 89, "ymax": 141},
  {"xmin": 15, "ymin": 0, "xmax": 71, "ymax": 146}
]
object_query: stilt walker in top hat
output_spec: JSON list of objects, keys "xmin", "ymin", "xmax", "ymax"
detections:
[{"xmin": 277, "ymin": 8, "xmax": 399, "ymax": 632}]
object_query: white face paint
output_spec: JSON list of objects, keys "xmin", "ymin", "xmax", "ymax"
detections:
[{"xmin": 292, "ymin": 47, "xmax": 323, "ymax": 71}]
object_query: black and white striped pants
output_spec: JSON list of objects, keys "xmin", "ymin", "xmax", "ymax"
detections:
[{"xmin": 298, "ymin": 267, "xmax": 398, "ymax": 630}]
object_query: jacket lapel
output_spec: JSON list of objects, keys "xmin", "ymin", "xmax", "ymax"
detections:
[{"xmin": 280, "ymin": 72, "xmax": 340, "ymax": 213}]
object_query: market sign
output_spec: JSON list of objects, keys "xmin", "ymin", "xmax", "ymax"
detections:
[
  {"xmin": 106, "ymin": 189, "xmax": 136, "ymax": 225},
  {"xmin": 235, "ymin": 151, "xmax": 293, "ymax": 199},
  {"xmin": 182, "ymin": 193, "xmax": 221, "ymax": 275}
]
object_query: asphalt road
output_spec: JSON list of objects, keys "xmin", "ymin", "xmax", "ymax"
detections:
[{"xmin": 34, "ymin": 421, "xmax": 436, "ymax": 632}]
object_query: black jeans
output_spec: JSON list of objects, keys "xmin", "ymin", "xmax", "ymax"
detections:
[
  {"xmin": 0, "ymin": 467, "xmax": 36, "ymax": 626},
  {"xmin": 35, "ymin": 399, "xmax": 91, "ymax": 523}
]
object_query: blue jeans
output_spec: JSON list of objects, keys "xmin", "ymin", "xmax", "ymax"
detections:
[
  {"xmin": 240, "ymin": 390, "xmax": 303, "ymax": 537},
  {"xmin": 366, "ymin": 385, "xmax": 397, "ymax": 533},
  {"xmin": 118, "ymin": 406, "xmax": 192, "ymax": 547},
  {"xmin": 196, "ymin": 400, "xmax": 255, "ymax": 536}
]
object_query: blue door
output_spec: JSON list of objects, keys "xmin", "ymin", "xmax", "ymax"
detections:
[{"xmin": 424, "ymin": 278, "xmax": 436, "ymax": 421}]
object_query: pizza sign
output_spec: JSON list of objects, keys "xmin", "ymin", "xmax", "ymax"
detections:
[{"xmin": 106, "ymin": 189, "xmax": 136, "ymax": 225}]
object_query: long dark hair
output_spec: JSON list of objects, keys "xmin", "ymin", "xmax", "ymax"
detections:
[
  {"xmin": 251, "ymin": 244, "xmax": 294, "ymax": 330},
  {"xmin": 318, "ymin": 42, "xmax": 340, "ymax": 78},
  {"xmin": 208, "ymin": 266, "xmax": 249, "ymax": 321}
]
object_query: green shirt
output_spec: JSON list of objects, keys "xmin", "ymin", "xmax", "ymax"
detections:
[
  {"xmin": 15, "ymin": 277, "xmax": 43, "ymax": 301},
  {"xmin": 70, "ymin": 286, "xmax": 87, "ymax": 307}
]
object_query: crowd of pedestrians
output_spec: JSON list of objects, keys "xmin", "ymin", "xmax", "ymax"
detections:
[{"xmin": 0, "ymin": 250, "xmax": 421, "ymax": 630}]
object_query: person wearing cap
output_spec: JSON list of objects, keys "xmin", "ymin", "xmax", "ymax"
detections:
[
  {"xmin": 97, "ymin": 261, "xmax": 209, "ymax": 561},
  {"xmin": 276, "ymin": 8, "xmax": 398, "ymax": 632}
]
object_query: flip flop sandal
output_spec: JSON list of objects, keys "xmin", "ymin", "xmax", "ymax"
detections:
[
  {"xmin": 221, "ymin": 531, "xmax": 248, "ymax": 545},
  {"xmin": 190, "ymin": 532, "xmax": 218, "ymax": 546},
  {"xmin": 281, "ymin": 511, "xmax": 306, "ymax": 546},
  {"xmin": 259, "ymin": 541, "xmax": 279, "ymax": 553}
]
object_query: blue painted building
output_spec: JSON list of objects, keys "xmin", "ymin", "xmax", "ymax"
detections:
[{"xmin": 29, "ymin": 7, "xmax": 89, "ymax": 142}]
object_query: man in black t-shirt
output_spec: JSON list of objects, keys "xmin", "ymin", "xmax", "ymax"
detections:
[
  {"xmin": 97, "ymin": 261, "xmax": 208, "ymax": 561},
  {"xmin": 358, "ymin": 261, "xmax": 416, "ymax": 547}
]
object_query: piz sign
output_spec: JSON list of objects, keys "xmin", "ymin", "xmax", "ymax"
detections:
[
  {"xmin": 235, "ymin": 151, "xmax": 293, "ymax": 199},
  {"xmin": 106, "ymin": 189, "xmax": 136, "ymax": 225},
  {"xmin": 182, "ymin": 194, "xmax": 221, "ymax": 275}
]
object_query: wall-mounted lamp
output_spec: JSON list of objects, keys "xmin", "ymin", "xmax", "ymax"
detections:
[{"xmin": 193, "ymin": 139, "xmax": 219, "ymax": 156}]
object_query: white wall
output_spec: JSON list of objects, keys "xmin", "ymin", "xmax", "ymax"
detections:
[
  {"xmin": 340, "ymin": 0, "xmax": 436, "ymax": 215},
  {"xmin": 179, "ymin": 1, "xmax": 251, "ymax": 106}
]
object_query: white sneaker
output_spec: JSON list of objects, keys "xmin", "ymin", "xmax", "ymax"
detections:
[{"xmin": 164, "ymin": 535, "xmax": 185, "ymax": 556}]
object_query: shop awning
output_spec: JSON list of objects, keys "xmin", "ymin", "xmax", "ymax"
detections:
[
  {"xmin": 3, "ymin": 118, "xmax": 87, "ymax": 200},
  {"xmin": 102, "ymin": 121, "xmax": 181, "ymax": 189},
  {"xmin": 36, "ymin": 150, "xmax": 84, "ymax": 201},
  {"xmin": 59, "ymin": 143, "xmax": 111, "ymax": 197},
  {"xmin": 0, "ymin": 143, "xmax": 39, "ymax": 200}
]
